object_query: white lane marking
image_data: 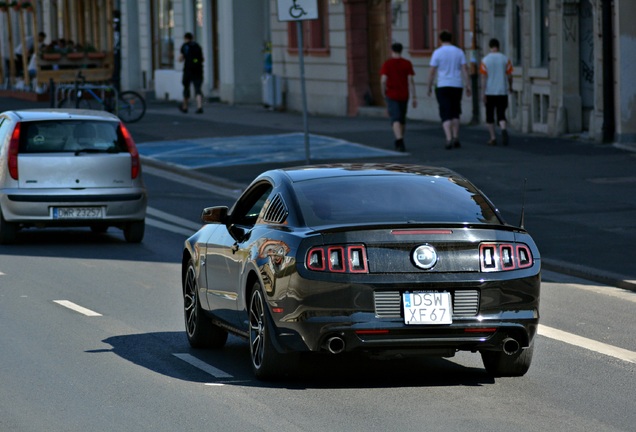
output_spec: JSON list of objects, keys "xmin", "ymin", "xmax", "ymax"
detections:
[
  {"xmin": 143, "ymin": 165, "xmax": 242, "ymax": 198},
  {"xmin": 146, "ymin": 218, "xmax": 194, "ymax": 237},
  {"xmin": 539, "ymin": 324, "xmax": 636, "ymax": 364},
  {"xmin": 173, "ymin": 353, "xmax": 234, "ymax": 378},
  {"xmin": 146, "ymin": 207, "xmax": 201, "ymax": 231},
  {"xmin": 53, "ymin": 300, "xmax": 102, "ymax": 317}
]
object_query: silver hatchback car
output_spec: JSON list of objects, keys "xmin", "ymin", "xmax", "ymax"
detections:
[{"xmin": 0, "ymin": 109, "xmax": 147, "ymax": 244}]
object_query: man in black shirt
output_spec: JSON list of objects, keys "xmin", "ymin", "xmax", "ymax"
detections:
[{"xmin": 179, "ymin": 32, "xmax": 204, "ymax": 114}]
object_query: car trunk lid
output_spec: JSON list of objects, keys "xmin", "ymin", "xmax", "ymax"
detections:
[{"xmin": 17, "ymin": 153, "xmax": 133, "ymax": 189}]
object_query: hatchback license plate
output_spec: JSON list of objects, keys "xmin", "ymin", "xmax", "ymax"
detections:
[
  {"xmin": 53, "ymin": 207, "xmax": 103, "ymax": 219},
  {"xmin": 403, "ymin": 292, "xmax": 452, "ymax": 325}
]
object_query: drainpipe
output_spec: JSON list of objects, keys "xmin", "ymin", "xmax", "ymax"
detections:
[{"xmin": 602, "ymin": 0, "xmax": 615, "ymax": 143}]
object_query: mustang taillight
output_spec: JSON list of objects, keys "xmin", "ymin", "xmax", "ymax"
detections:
[
  {"xmin": 119, "ymin": 122, "xmax": 140, "ymax": 179},
  {"xmin": 479, "ymin": 243, "xmax": 533, "ymax": 272},
  {"xmin": 307, "ymin": 245, "xmax": 368, "ymax": 273},
  {"xmin": 8, "ymin": 123, "xmax": 21, "ymax": 180}
]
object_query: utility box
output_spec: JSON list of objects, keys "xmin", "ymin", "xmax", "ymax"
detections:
[{"xmin": 261, "ymin": 74, "xmax": 283, "ymax": 110}]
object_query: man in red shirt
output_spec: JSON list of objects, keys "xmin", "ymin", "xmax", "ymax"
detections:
[{"xmin": 380, "ymin": 42, "xmax": 417, "ymax": 152}]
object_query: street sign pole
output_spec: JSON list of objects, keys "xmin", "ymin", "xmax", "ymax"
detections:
[
  {"xmin": 297, "ymin": 21, "xmax": 310, "ymax": 164},
  {"xmin": 277, "ymin": 0, "xmax": 318, "ymax": 165}
]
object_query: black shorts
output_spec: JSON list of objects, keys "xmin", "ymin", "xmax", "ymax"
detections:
[
  {"xmin": 182, "ymin": 74, "xmax": 203, "ymax": 98},
  {"xmin": 435, "ymin": 87, "xmax": 463, "ymax": 122},
  {"xmin": 485, "ymin": 95, "xmax": 509, "ymax": 123},
  {"xmin": 386, "ymin": 98, "xmax": 408, "ymax": 124}
]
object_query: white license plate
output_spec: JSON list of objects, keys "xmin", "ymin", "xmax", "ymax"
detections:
[
  {"xmin": 52, "ymin": 207, "xmax": 103, "ymax": 219},
  {"xmin": 403, "ymin": 292, "xmax": 452, "ymax": 325}
]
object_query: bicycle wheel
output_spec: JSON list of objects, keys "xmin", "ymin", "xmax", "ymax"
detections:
[{"xmin": 116, "ymin": 91, "xmax": 146, "ymax": 123}]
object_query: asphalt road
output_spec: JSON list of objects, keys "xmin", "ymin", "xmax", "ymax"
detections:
[
  {"xmin": 1, "ymin": 167, "xmax": 635, "ymax": 432},
  {"xmin": 1, "ymin": 96, "xmax": 635, "ymax": 430}
]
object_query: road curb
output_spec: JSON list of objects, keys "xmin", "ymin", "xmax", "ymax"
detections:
[{"xmin": 140, "ymin": 155, "xmax": 248, "ymax": 192}]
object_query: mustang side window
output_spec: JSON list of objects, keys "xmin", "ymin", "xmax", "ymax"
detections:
[{"xmin": 235, "ymin": 184, "xmax": 273, "ymax": 227}]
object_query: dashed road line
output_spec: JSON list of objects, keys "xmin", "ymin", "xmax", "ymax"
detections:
[
  {"xmin": 173, "ymin": 353, "xmax": 234, "ymax": 379},
  {"xmin": 53, "ymin": 300, "xmax": 102, "ymax": 317}
]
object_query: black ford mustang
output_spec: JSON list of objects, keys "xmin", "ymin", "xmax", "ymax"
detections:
[{"xmin": 181, "ymin": 163, "xmax": 540, "ymax": 380}]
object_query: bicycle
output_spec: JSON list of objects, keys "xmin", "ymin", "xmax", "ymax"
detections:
[{"xmin": 58, "ymin": 72, "xmax": 146, "ymax": 123}]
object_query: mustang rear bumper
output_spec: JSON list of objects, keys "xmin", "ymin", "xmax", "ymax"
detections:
[{"xmin": 267, "ymin": 271, "xmax": 540, "ymax": 356}]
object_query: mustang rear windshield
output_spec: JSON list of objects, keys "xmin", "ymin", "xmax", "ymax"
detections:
[
  {"xmin": 19, "ymin": 120, "xmax": 125, "ymax": 154},
  {"xmin": 294, "ymin": 175, "xmax": 501, "ymax": 226}
]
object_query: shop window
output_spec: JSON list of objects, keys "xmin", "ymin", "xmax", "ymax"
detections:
[
  {"xmin": 152, "ymin": 0, "xmax": 175, "ymax": 69},
  {"xmin": 287, "ymin": 0, "xmax": 329, "ymax": 55},
  {"xmin": 533, "ymin": 0, "xmax": 550, "ymax": 67},
  {"xmin": 409, "ymin": 0, "xmax": 434, "ymax": 55}
]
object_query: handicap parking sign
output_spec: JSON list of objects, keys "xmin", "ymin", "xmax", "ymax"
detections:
[{"xmin": 277, "ymin": 0, "xmax": 319, "ymax": 21}]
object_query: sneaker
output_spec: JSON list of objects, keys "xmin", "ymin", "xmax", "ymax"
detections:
[
  {"xmin": 453, "ymin": 138, "xmax": 461, "ymax": 148},
  {"xmin": 502, "ymin": 130, "xmax": 509, "ymax": 146},
  {"xmin": 195, "ymin": 108, "xmax": 203, "ymax": 114},
  {"xmin": 394, "ymin": 138, "xmax": 405, "ymax": 152},
  {"xmin": 487, "ymin": 139, "xmax": 497, "ymax": 146},
  {"xmin": 178, "ymin": 106, "xmax": 188, "ymax": 113}
]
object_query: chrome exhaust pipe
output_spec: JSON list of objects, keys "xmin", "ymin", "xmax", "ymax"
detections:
[
  {"xmin": 326, "ymin": 336, "xmax": 346, "ymax": 354},
  {"xmin": 502, "ymin": 337, "xmax": 521, "ymax": 356}
]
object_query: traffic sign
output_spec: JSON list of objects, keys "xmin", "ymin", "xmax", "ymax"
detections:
[{"xmin": 276, "ymin": 0, "xmax": 318, "ymax": 21}]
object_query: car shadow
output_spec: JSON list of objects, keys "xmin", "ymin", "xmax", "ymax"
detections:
[
  {"xmin": 1, "ymin": 226, "xmax": 183, "ymax": 263},
  {"xmin": 95, "ymin": 331, "xmax": 496, "ymax": 389}
]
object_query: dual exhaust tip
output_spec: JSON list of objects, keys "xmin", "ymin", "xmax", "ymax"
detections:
[{"xmin": 325, "ymin": 335, "xmax": 521, "ymax": 356}]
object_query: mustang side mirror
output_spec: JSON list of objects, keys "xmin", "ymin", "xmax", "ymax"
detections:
[{"xmin": 201, "ymin": 206, "xmax": 228, "ymax": 224}]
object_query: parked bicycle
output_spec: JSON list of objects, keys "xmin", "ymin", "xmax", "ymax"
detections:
[{"xmin": 57, "ymin": 72, "xmax": 146, "ymax": 123}]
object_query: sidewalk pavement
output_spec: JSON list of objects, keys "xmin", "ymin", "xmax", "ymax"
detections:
[{"xmin": 2, "ymin": 96, "xmax": 636, "ymax": 291}]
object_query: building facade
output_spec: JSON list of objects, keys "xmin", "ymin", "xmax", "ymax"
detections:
[{"xmin": 1, "ymin": 0, "xmax": 633, "ymax": 144}]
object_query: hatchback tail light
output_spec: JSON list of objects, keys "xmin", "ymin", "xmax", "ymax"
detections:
[
  {"xmin": 307, "ymin": 244, "xmax": 368, "ymax": 273},
  {"xmin": 119, "ymin": 122, "xmax": 140, "ymax": 179},
  {"xmin": 479, "ymin": 243, "xmax": 533, "ymax": 272},
  {"xmin": 8, "ymin": 123, "xmax": 21, "ymax": 180}
]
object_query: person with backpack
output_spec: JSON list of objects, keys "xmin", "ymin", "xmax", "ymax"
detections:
[{"xmin": 179, "ymin": 32, "xmax": 204, "ymax": 114}]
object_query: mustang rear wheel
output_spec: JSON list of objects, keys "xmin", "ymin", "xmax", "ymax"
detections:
[
  {"xmin": 183, "ymin": 261, "xmax": 228, "ymax": 349},
  {"xmin": 249, "ymin": 283, "xmax": 295, "ymax": 380},
  {"xmin": 481, "ymin": 341, "xmax": 534, "ymax": 377}
]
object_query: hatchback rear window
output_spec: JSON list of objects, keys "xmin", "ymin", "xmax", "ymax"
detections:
[{"xmin": 19, "ymin": 120, "xmax": 125, "ymax": 154}]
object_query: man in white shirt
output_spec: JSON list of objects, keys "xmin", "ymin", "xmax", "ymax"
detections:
[
  {"xmin": 427, "ymin": 30, "xmax": 472, "ymax": 150},
  {"xmin": 480, "ymin": 38, "xmax": 513, "ymax": 146}
]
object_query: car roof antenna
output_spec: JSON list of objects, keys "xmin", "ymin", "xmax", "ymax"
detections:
[{"xmin": 519, "ymin": 178, "xmax": 527, "ymax": 229}]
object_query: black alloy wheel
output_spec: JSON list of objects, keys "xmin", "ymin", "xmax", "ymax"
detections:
[
  {"xmin": 183, "ymin": 260, "xmax": 227, "ymax": 349},
  {"xmin": 249, "ymin": 282, "xmax": 293, "ymax": 380},
  {"xmin": 481, "ymin": 341, "xmax": 535, "ymax": 377}
]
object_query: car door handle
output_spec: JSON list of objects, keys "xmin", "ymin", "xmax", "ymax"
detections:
[{"xmin": 231, "ymin": 243, "xmax": 239, "ymax": 254}]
